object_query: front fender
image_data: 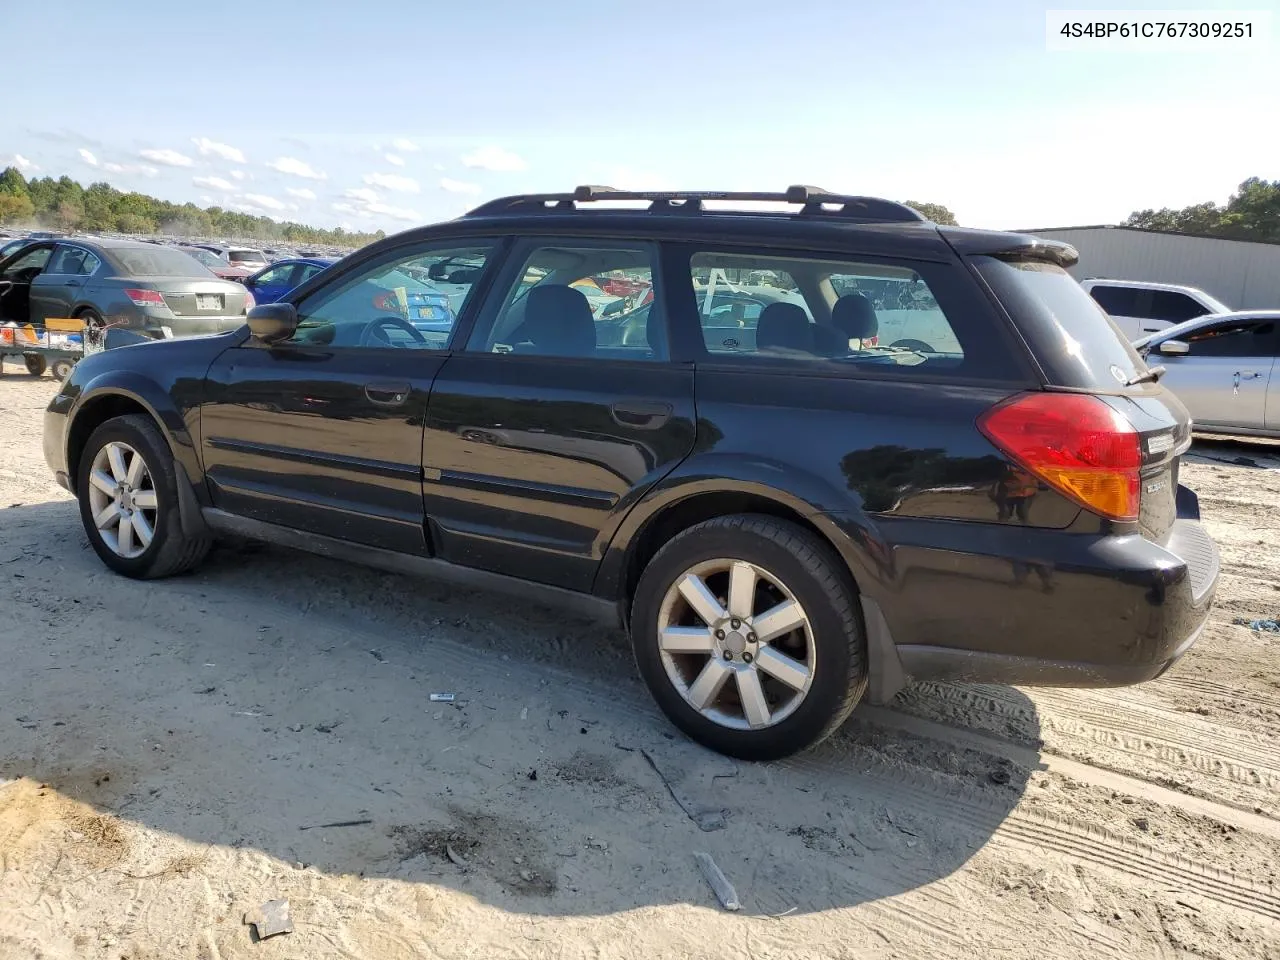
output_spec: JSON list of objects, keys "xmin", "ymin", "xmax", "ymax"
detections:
[
  {"xmin": 593, "ymin": 451, "xmax": 892, "ymax": 606},
  {"xmin": 66, "ymin": 370, "xmax": 203, "ymax": 495}
]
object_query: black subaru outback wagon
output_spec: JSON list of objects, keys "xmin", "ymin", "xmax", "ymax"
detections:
[{"xmin": 44, "ymin": 186, "xmax": 1219, "ymax": 760}]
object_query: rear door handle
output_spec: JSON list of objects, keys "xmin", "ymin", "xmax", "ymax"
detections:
[
  {"xmin": 63, "ymin": 279, "xmax": 81, "ymax": 288},
  {"xmin": 364, "ymin": 381, "xmax": 411, "ymax": 407},
  {"xmin": 611, "ymin": 400, "xmax": 672, "ymax": 429}
]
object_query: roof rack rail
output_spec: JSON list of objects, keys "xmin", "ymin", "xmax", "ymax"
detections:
[{"xmin": 465, "ymin": 186, "xmax": 928, "ymax": 223}]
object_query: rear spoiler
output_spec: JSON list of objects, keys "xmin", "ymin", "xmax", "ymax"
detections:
[{"xmin": 939, "ymin": 227, "xmax": 1079, "ymax": 268}]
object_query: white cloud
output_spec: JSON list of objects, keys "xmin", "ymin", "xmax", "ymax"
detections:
[
  {"xmin": 139, "ymin": 165, "xmax": 159, "ymax": 177},
  {"xmin": 331, "ymin": 201, "xmax": 359, "ymax": 215},
  {"xmin": 266, "ymin": 156, "xmax": 327, "ymax": 180},
  {"xmin": 243, "ymin": 193, "xmax": 287, "ymax": 211},
  {"xmin": 439, "ymin": 177, "xmax": 481, "ymax": 195},
  {"xmin": 385, "ymin": 153, "xmax": 405, "ymax": 166},
  {"xmin": 11, "ymin": 154, "xmax": 38, "ymax": 172},
  {"xmin": 286, "ymin": 186, "xmax": 317, "ymax": 200},
  {"xmin": 365, "ymin": 201, "xmax": 419, "ymax": 222},
  {"xmin": 392, "ymin": 138, "xmax": 420, "ymax": 153},
  {"xmin": 433, "ymin": 163, "xmax": 445, "ymax": 172},
  {"xmin": 191, "ymin": 137, "xmax": 246, "ymax": 163},
  {"xmin": 229, "ymin": 169, "xmax": 248, "ymax": 180},
  {"xmin": 102, "ymin": 162, "xmax": 125, "ymax": 173},
  {"xmin": 79, "ymin": 148, "xmax": 98, "ymax": 166},
  {"xmin": 344, "ymin": 187, "xmax": 379, "ymax": 204},
  {"xmin": 199, "ymin": 195, "xmax": 215, "ymax": 204},
  {"xmin": 363, "ymin": 172, "xmax": 420, "ymax": 193},
  {"xmin": 193, "ymin": 175, "xmax": 236, "ymax": 191},
  {"xmin": 140, "ymin": 147, "xmax": 194, "ymax": 167},
  {"xmin": 461, "ymin": 145, "xmax": 527, "ymax": 172}
]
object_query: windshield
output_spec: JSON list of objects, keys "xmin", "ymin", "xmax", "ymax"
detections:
[
  {"xmin": 114, "ymin": 247, "xmax": 216, "ymax": 277},
  {"xmin": 976, "ymin": 257, "xmax": 1147, "ymax": 388}
]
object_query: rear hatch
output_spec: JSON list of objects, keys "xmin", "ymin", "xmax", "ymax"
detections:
[{"xmin": 970, "ymin": 254, "xmax": 1192, "ymax": 546}]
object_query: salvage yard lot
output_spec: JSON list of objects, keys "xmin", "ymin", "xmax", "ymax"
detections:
[{"xmin": 1, "ymin": 369, "xmax": 1279, "ymax": 960}]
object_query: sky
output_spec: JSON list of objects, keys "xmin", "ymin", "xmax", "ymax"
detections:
[{"xmin": 2, "ymin": 0, "xmax": 1276, "ymax": 233}]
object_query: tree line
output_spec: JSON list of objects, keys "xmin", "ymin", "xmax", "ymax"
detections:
[
  {"xmin": 1124, "ymin": 177, "xmax": 1280, "ymax": 243},
  {"xmin": 0, "ymin": 167, "xmax": 384, "ymax": 247}
]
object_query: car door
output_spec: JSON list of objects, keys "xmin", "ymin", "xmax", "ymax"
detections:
[
  {"xmin": 0, "ymin": 243, "xmax": 55, "ymax": 324},
  {"xmin": 247, "ymin": 263, "xmax": 300, "ymax": 304},
  {"xmin": 198, "ymin": 240, "xmax": 499, "ymax": 555},
  {"xmin": 421, "ymin": 237, "xmax": 696, "ymax": 591},
  {"xmin": 29, "ymin": 243, "xmax": 101, "ymax": 322},
  {"xmin": 1156, "ymin": 316, "xmax": 1277, "ymax": 430}
]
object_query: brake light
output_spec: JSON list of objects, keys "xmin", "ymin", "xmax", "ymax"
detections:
[
  {"xmin": 864, "ymin": 335, "xmax": 879, "ymax": 346},
  {"xmin": 978, "ymin": 393, "xmax": 1141, "ymax": 521},
  {"xmin": 124, "ymin": 288, "xmax": 166, "ymax": 308},
  {"xmin": 244, "ymin": 289, "xmax": 255, "ymax": 311}
]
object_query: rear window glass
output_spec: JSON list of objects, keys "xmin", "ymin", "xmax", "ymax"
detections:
[
  {"xmin": 114, "ymin": 248, "xmax": 215, "ymax": 277},
  {"xmin": 228, "ymin": 250, "xmax": 265, "ymax": 263},
  {"xmin": 977, "ymin": 258, "xmax": 1147, "ymax": 388}
]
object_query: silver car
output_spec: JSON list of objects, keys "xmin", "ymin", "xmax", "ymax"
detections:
[
  {"xmin": 1134, "ymin": 310, "xmax": 1280, "ymax": 438},
  {"xmin": 0, "ymin": 238, "xmax": 250, "ymax": 339}
]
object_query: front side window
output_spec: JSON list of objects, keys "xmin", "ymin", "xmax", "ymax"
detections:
[
  {"xmin": 2, "ymin": 245, "xmax": 52, "ymax": 278},
  {"xmin": 1150, "ymin": 290, "xmax": 1212, "ymax": 324},
  {"xmin": 287, "ymin": 242, "xmax": 494, "ymax": 350},
  {"xmin": 688, "ymin": 251, "xmax": 964, "ymax": 370},
  {"xmin": 1182, "ymin": 319, "xmax": 1276, "ymax": 358},
  {"xmin": 467, "ymin": 241, "xmax": 661, "ymax": 360},
  {"xmin": 253, "ymin": 265, "xmax": 295, "ymax": 287}
]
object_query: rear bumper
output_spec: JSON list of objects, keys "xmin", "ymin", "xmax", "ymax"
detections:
[
  {"xmin": 865, "ymin": 501, "xmax": 1219, "ymax": 691},
  {"xmin": 141, "ymin": 316, "xmax": 246, "ymax": 338}
]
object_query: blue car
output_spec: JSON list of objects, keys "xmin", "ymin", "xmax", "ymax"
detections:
[{"xmin": 241, "ymin": 257, "xmax": 337, "ymax": 304}]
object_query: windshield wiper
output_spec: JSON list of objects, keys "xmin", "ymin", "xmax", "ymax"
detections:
[{"xmin": 1125, "ymin": 365, "xmax": 1166, "ymax": 386}]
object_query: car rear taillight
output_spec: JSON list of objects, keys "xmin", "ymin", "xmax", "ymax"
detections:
[
  {"xmin": 864, "ymin": 335, "xmax": 879, "ymax": 346},
  {"xmin": 244, "ymin": 290, "xmax": 255, "ymax": 311},
  {"xmin": 124, "ymin": 288, "xmax": 166, "ymax": 308},
  {"xmin": 978, "ymin": 393, "xmax": 1142, "ymax": 521}
]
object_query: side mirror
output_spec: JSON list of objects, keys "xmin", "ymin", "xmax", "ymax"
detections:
[
  {"xmin": 247, "ymin": 303, "xmax": 298, "ymax": 343},
  {"xmin": 1157, "ymin": 339, "xmax": 1190, "ymax": 356},
  {"xmin": 241, "ymin": 276, "xmax": 255, "ymax": 288}
]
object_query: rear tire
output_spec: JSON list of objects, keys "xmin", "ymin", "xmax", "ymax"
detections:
[
  {"xmin": 52, "ymin": 359, "xmax": 75, "ymax": 380},
  {"xmin": 23, "ymin": 354, "xmax": 47, "ymax": 377},
  {"xmin": 76, "ymin": 414, "xmax": 212, "ymax": 579},
  {"xmin": 630, "ymin": 514, "xmax": 867, "ymax": 760}
]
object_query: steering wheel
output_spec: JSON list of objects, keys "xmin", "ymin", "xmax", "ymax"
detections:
[{"xmin": 358, "ymin": 315, "xmax": 428, "ymax": 348}]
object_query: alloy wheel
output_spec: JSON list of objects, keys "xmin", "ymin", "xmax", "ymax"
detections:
[
  {"xmin": 86, "ymin": 441, "xmax": 158, "ymax": 559},
  {"xmin": 656, "ymin": 558, "xmax": 815, "ymax": 730}
]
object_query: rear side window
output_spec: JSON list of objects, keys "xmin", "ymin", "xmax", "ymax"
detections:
[
  {"xmin": 1149, "ymin": 290, "xmax": 1211, "ymax": 324},
  {"xmin": 675, "ymin": 249, "xmax": 1013, "ymax": 378},
  {"xmin": 1089, "ymin": 285, "xmax": 1142, "ymax": 317},
  {"xmin": 977, "ymin": 258, "xmax": 1147, "ymax": 389}
]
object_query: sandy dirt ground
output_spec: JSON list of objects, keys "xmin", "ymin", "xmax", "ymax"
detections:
[{"xmin": 1, "ymin": 363, "xmax": 1278, "ymax": 960}]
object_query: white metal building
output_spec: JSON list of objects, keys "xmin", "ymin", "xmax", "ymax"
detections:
[{"xmin": 1018, "ymin": 225, "xmax": 1280, "ymax": 311}]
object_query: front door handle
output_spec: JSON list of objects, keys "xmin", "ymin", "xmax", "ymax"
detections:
[
  {"xmin": 611, "ymin": 400, "xmax": 672, "ymax": 429},
  {"xmin": 63, "ymin": 279, "xmax": 81, "ymax": 288},
  {"xmin": 364, "ymin": 381, "xmax": 411, "ymax": 407},
  {"xmin": 1235, "ymin": 370, "xmax": 1261, "ymax": 380}
]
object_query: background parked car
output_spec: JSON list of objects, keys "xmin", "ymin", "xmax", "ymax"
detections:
[
  {"xmin": 1082, "ymin": 278, "xmax": 1229, "ymax": 340},
  {"xmin": 177, "ymin": 245, "xmax": 252, "ymax": 281},
  {"xmin": 240, "ymin": 257, "xmax": 336, "ymax": 304},
  {"xmin": 0, "ymin": 237, "xmax": 251, "ymax": 338},
  {"xmin": 1134, "ymin": 310, "xmax": 1280, "ymax": 438}
]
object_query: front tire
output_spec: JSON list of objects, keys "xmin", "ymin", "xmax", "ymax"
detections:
[
  {"xmin": 76, "ymin": 414, "xmax": 212, "ymax": 579},
  {"xmin": 631, "ymin": 514, "xmax": 867, "ymax": 760}
]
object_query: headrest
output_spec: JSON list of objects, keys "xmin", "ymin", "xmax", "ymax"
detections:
[
  {"xmin": 756, "ymin": 302, "xmax": 813, "ymax": 353},
  {"xmin": 520, "ymin": 285, "xmax": 596, "ymax": 356},
  {"xmin": 831, "ymin": 294, "xmax": 878, "ymax": 339}
]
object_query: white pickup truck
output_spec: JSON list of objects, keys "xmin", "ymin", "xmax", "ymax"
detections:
[{"xmin": 1080, "ymin": 278, "xmax": 1230, "ymax": 341}]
